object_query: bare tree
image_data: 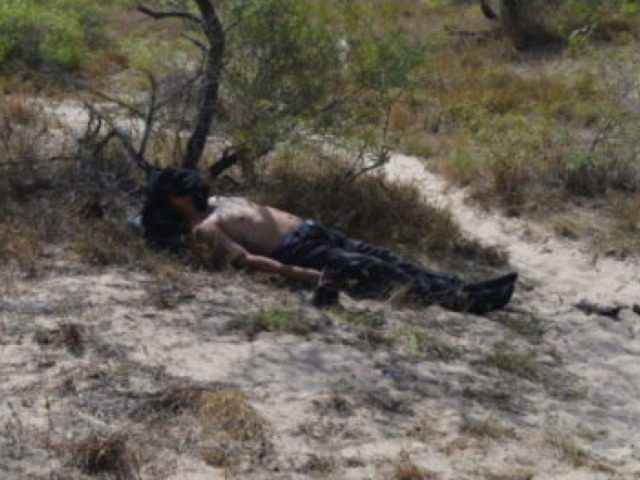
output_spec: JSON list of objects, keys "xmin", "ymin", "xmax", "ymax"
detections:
[{"xmin": 137, "ymin": 0, "xmax": 225, "ymax": 170}]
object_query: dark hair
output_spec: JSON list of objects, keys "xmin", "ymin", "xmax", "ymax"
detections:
[{"xmin": 141, "ymin": 167, "xmax": 210, "ymax": 250}]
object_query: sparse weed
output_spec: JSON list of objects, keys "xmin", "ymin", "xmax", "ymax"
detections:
[
  {"xmin": 225, "ymin": 309, "xmax": 326, "ymax": 339},
  {"xmin": 490, "ymin": 311, "xmax": 546, "ymax": 343},
  {"xmin": 484, "ymin": 342, "xmax": 542, "ymax": 382},
  {"xmin": 460, "ymin": 414, "xmax": 514, "ymax": 440},
  {"xmin": 68, "ymin": 432, "xmax": 139, "ymax": 479},
  {"xmin": 551, "ymin": 216, "xmax": 583, "ymax": 240},
  {"xmin": 485, "ymin": 470, "xmax": 534, "ymax": 480},
  {"xmin": 396, "ymin": 326, "xmax": 463, "ymax": 361},
  {"xmin": 545, "ymin": 431, "xmax": 611, "ymax": 470},
  {"xmin": 298, "ymin": 454, "xmax": 337, "ymax": 475}
]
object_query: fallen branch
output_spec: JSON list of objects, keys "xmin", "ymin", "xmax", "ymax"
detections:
[{"xmin": 575, "ymin": 300, "xmax": 622, "ymax": 320}]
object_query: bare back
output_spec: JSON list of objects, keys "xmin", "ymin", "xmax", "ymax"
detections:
[{"xmin": 197, "ymin": 196, "xmax": 303, "ymax": 255}]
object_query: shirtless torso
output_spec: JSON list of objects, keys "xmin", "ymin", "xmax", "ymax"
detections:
[
  {"xmin": 170, "ymin": 195, "xmax": 320, "ymax": 284},
  {"xmin": 200, "ymin": 196, "xmax": 303, "ymax": 255}
]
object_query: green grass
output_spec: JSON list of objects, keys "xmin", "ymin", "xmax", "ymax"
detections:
[
  {"xmin": 396, "ymin": 326, "xmax": 463, "ymax": 361},
  {"xmin": 225, "ymin": 309, "xmax": 327, "ymax": 338}
]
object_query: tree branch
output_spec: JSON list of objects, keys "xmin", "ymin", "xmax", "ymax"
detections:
[
  {"xmin": 82, "ymin": 103, "xmax": 155, "ymax": 175},
  {"xmin": 137, "ymin": 4, "xmax": 203, "ymax": 25},
  {"xmin": 139, "ymin": 70, "xmax": 159, "ymax": 158}
]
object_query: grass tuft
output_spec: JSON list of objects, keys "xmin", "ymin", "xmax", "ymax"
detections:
[
  {"xmin": 484, "ymin": 342, "xmax": 541, "ymax": 382},
  {"xmin": 391, "ymin": 451, "xmax": 438, "ymax": 480},
  {"xmin": 69, "ymin": 432, "xmax": 139, "ymax": 479},
  {"xmin": 460, "ymin": 414, "xmax": 514, "ymax": 440}
]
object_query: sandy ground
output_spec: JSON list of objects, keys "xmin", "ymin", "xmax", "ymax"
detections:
[{"xmin": 2, "ymin": 135, "xmax": 640, "ymax": 478}]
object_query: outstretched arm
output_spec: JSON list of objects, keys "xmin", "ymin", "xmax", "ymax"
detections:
[
  {"xmin": 192, "ymin": 222, "xmax": 321, "ymax": 285},
  {"xmin": 242, "ymin": 254, "xmax": 321, "ymax": 285}
]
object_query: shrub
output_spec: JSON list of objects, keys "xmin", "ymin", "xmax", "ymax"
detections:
[
  {"xmin": 221, "ymin": 0, "xmax": 424, "ymax": 175},
  {"xmin": 257, "ymin": 147, "xmax": 505, "ymax": 266},
  {"xmin": 0, "ymin": 0, "xmax": 110, "ymax": 71}
]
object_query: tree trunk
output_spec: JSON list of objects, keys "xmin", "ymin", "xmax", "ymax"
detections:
[{"xmin": 181, "ymin": 0, "xmax": 225, "ymax": 170}]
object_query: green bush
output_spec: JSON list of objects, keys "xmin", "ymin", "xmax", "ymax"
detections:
[
  {"xmin": 0, "ymin": 0, "xmax": 110, "ymax": 71},
  {"xmin": 221, "ymin": 0, "xmax": 424, "ymax": 169}
]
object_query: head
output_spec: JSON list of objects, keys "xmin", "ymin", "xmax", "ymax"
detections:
[{"xmin": 141, "ymin": 167, "xmax": 210, "ymax": 250}]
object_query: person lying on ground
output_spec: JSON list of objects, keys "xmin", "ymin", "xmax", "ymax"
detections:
[{"xmin": 140, "ymin": 167, "xmax": 517, "ymax": 314}]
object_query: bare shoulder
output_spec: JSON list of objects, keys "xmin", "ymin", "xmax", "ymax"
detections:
[{"xmin": 207, "ymin": 196, "xmax": 254, "ymax": 208}]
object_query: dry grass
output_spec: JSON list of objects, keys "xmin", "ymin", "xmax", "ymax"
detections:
[
  {"xmin": 384, "ymin": 2, "xmax": 640, "ymax": 232},
  {"xmin": 68, "ymin": 432, "xmax": 140, "ymax": 480},
  {"xmin": 460, "ymin": 415, "xmax": 514, "ymax": 440},
  {"xmin": 483, "ymin": 342, "xmax": 542, "ymax": 382},
  {"xmin": 545, "ymin": 431, "xmax": 614, "ymax": 472},
  {"xmin": 485, "ymin": 470, "xmax": 534, "ymax": 480},
  {"xmin": 391, "ymin": 452, "xmax": 438, "ymax": 480},
  {"xmin": 198, "ymin": 388, "xmax": 267, "ymax": 443},
  {"xmin": 551, "ymin": 215, "xmax": 583, "ymax": 240},
  {"xmin": 34, "ymin": 323, "xmax": 86, "ymax": 357}
]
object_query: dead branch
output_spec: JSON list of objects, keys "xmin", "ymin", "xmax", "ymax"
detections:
[
  {"xmin": 137, "ymin": 4, "xmax": 203, "ymax": 25},
  {"xmin": 82, "ymin": 103, "xmax": 154, "ymax": 175},
  {"xmin": 139, "ymin": 71, "xmax": 159, "ymax": 158},
  {"xmin": 208, "ymin": 146, "xmax": 244, "ymax": 178},
  {"xmin": 343, "ymin": 146, "xmax": 391, "ymax": 182},
  {"xmin": 590, "ymin": 119, "xmax": 616, "ymax": 152}
]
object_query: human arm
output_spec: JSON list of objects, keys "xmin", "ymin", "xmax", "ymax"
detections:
[
  {"xmin": 242, "ymin": 254, "xmax": 321, "ymax": 285},
  {"xmin": 192, "ymin": 222, "xmax": 321, "ymax": 285}
]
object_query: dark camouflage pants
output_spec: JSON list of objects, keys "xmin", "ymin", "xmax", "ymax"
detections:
[{"xmin": 269, "ymin": 220, "xmax": 463, "ymax": 302}]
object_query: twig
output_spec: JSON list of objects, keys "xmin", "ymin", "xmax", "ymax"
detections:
[
  {"xmin": 82, "ymin": 102, "xmax": 154, "ymax": 175},
  {"xmin": 139, "ymin": 70, "xmax": 159, "ymax": 158},
  {"xmin": 590, "ymin": 119, "xmax": 615, "ymax": 152}
]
